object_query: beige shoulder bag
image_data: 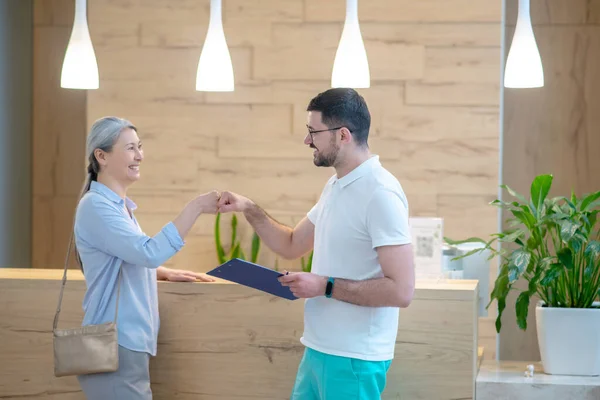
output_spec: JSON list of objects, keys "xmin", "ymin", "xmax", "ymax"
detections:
[{"xmin": 53, "ymin": 231, "xmax": 122, "ymax": 377}]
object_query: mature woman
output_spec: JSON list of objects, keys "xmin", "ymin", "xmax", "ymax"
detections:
[{"xmin": 74, "ymin": 116, "xmax": 217, "ymax": 399}]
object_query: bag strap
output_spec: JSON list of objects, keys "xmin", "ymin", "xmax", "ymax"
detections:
[{"xmin": 53, "ymin": 229, "xmax": 122, "ymax": 331}]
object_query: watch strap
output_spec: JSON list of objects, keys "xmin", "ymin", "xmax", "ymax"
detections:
[{"xmin": 325, "ymin": 277, "xmax": 335, "ymax": 298}]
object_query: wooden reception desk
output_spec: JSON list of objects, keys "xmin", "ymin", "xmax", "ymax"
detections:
[{"xmin": 0, "ymin": 269, "xmax": 478, "ymax": 400}]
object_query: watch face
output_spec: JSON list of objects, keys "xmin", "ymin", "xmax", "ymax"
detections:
[{"xmin": 326, "ymin": 280, "xmax": 333, "ymax": 295}]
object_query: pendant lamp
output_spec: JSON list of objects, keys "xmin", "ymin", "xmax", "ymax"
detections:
[
  {"xmin": 61, "ymin": 0, "xmax": 99, "ymax": 89},
  {"xmin": 196, "ymin": 0, "xmax": 234, "ymax": 91},
  {"xmin": 331, "ymin": 0, "xmax": 370, "ymax": 88},
  {"xmin": 504, "ymin": 0, "xmax": 544, "ymax": 88}
]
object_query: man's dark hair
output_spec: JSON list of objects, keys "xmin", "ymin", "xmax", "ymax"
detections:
[{"xmin": 306, "ymin": 88, "xmax": 371, "ymax": 147}]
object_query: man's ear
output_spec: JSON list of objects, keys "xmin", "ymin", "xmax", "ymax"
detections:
[{"xmin": 339, "ymin": 127, "xmax": 353, "ymax": 144}]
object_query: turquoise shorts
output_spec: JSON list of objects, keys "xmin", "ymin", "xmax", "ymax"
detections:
[{"xmin": 290, "ymin": 347, "xmax": 392, "ymax": 400}]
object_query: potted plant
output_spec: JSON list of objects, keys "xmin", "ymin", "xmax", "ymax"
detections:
[{"xmin": 446, "ymin": 174, "xmax": 600, "ymax": 376}]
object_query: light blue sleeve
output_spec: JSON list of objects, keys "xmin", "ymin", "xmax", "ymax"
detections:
[
  {"xmin": 78, "ymin": 196, "xmax": 185, "ymax": 268},
  {"xmin": 366, "ymin": 188, "xmax": 412, "ymax": 249}
]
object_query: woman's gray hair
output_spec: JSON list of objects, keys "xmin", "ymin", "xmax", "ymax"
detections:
[
  {"xmin": 81, "ymin": 116, "xmax": 137, "ymax": 196},
  {"xmin": 74, "ymin": 116, "xmax": 136, "ymax": 271}
]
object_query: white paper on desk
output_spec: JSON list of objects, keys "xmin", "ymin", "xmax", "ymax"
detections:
[{"xmin": 409, "ymin": 217, "xmax": 444, "ymax": 280}]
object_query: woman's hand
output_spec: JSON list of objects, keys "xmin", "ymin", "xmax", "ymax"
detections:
[
  {"xmin": 156, "ymin": 266, "xmax": 215, "ymax": 282},
  {"xmin": 196, "ymin": 190, "xmax": 221, "ymax": 214},
  {"xmin": 173, "ymin": 190, "xmax": 220, "ymax": 239}
]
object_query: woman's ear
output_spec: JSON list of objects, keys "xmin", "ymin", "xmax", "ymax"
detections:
[{"xmin": 94, "ymin": 148, "xmax": 107, "ymax": 167}]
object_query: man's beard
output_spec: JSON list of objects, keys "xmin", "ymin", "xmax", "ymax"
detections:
[{"xmin": 312, "ymin": 143, "xmax": 339, "ymax": 167}]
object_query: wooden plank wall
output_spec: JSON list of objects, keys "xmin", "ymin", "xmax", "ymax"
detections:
[
  {"xmin": 32, "ymin": 0, "xmax": 86, "ymax": 270},
  {"xmin": 80, "ymin": 0, "xmax": 502, "ymax": 274},
  {"xmin": 498, "ymin": 0, "xmax": 600, "ymax": 361},
  {"xmin": 32, "ymin": 0, "xmax": 502, "ymax": 358}
]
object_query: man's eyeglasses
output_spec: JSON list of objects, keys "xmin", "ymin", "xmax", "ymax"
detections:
[{"xmin": 306, "ymin": 126, "xmax": 347, "ymax": 142}]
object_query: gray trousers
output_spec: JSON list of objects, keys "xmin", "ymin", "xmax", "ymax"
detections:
[{"xmin": 77, "ymin": 346, "xmax": 152, "ymax": 400}]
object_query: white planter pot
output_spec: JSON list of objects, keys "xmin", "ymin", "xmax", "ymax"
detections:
[{"xmin": 536, "ymin": 301, "xmax": 600, "ymax": 376}]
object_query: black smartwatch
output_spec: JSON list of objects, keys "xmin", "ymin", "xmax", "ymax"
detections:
[{"xmin": 325, "ymin": 277, "xmax": 335, "ymax": 298}]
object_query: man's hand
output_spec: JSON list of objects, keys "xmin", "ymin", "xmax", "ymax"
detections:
[
  {"xmin": 156, "ymin": 266, "xmax": 215, "ymax": 282},
  {"xmin": 278, "ymin": 272, "xmax": 327, "ymax": 299},
  {"xmin": 217, "ymin": 191, "xmax": 252, "ymax": 213}
]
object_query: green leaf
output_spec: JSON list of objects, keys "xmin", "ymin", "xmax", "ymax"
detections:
[
  {"xmin": 507, "ymin": 218, "xmax": 523, "ymax": 229},
  {"xmin": 443, "ymin": 237, "xmax": 487, "ymax": 246},
  {"xmin": 565, "ymin": 198, "xmax": 577, "ymax": 214},
  {"xmin": 512, "ymin": 250, "xmax": 531, "ymax": 274},
  {"xmin": 581, "ymin": 191, "xmax": 600, "ymax": 211},
  {"xmin": 511, "ymin": 208, "xmax": 537, "ymax": 231},
  {"xmin": 538, "ymin": 256, "xmax": 554, "ymax": 269},
  {"xmin": 230, "ymin": 214, "xmax": 238, "ymax": 249},
  {"xmin": 499, "ymin": 229, "xmax": 524, "ymax": 243},
  {"xmin": 300, "ymin": 251, "xmax": 314, "ymax": 272},
  {"xmin": 582, "ymin": 213, "xmax": 595, "ymax": 233},
  {"xmin": 451, "ymin": 246, "xmax": 487, "ymax": 261},
  {"xmin": 545, "ymin": 212, "xmax": 570, "ymax": 224},
  {"xmin": 571, "ymin": 236, "xmax": 584, "ymax": 254},
  {"xmin": 488, "ymin": 264, "xmax": 510, "ymax": 319},
  {"xmin": 508, "ymin": 266, "xmax": 520, "ymax": 283},
  {"xmin": 515, "ymin": 291, "xmax": 531, "ymax": 330},
  {"xmin": 528, "ymin": 272, "xmax": 540, "ymax": 291},
  {"xmin": 230, "ymin": 243, "xmax": 241, "ymax": 260},
  {"xmin": 585, "ymin": 241, "xmax": 600, "ymax": 259},
  {"xmin": 239, "ymin": 247, "xmax": 246, "ymax": 261},
  {"xmin": 551, "ymin": 202, "xmax": 564, "ymax": 214},
  {"xmin": 589, "ymin": 211, "xmax": 598, "ymax": 231},
  {"xmin": 526, "ymin": 236, "xmax": 539, "ymax": 251},
  {"xmin": 501, "ymin": 184, "xmax": 528, "ymax": 204},
  {"xmin": 526, "ymin": 254, "xmax": 539, "ymax": 274},
  {"xmin": 585, "ymin": 200, "xmax": 600, "ymax": 212},
  {"xmin": 496, "ymin": 296, "xmax": 506, "ymax": 333},
  {"xmin": 540, "ymin": 263, "xmax": 564, "ymax": 286},
  {"xmin": 214, "ymin": 213, "xmax": 226, "ymax": 264},
  {"xmin": 251, "ymin": 232, "xmax": 261, "ymax": 263},
  {"xmin": 557, "ymin": 247, "xmax": 574, "ymax": 269},
  {"xmin": 491, "ymin": 199, "xmax": 521, "ymax": 210},
  {"xmin": 584, "ymin": 263, "xmax": 595, "ymax": 279},
  {"xmin": 531, "ymin": 174, "xmax": 553, "ymax": 217},
  {"xmin": 559, "ymin": 220, "xmax": 579, "ymax": 243}
]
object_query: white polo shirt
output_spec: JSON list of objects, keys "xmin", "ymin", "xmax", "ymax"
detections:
[{"xmin": 301, "ymin": 155, "xmax": 411, "ymax": 361}]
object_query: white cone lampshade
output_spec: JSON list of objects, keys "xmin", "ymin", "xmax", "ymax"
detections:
[
  {"xmin": 331, "ymin": 0, "xmax": 370, "ymax": 88},
  {"xmin": 60, "ymin": 0, "xmax": 99, "ymax": 90},
  {"xmin": 196, "ymin": 0, "xmax": 234, "ymax": 92},
  {"xmin": 504, "ymin": 0, "xmax": 544, "ymax": 88}
]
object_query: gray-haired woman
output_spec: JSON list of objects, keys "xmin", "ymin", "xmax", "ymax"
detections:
[{"xmin": 74, "ymin": 116, "xmax": 217, "ymax": 399}]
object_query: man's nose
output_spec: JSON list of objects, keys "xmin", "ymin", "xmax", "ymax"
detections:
[{"xmin": 304, "ymin": 133, "xmax": 312, "ymax": 145}]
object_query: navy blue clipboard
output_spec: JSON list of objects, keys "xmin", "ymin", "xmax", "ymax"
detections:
[{"xmin": 206, "ymin": 258, "xmax": 298, "ymax": 300}]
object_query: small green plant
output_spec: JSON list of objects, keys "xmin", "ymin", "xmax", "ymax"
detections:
[
  {"xmin": 215, "ymin": 213, "xmax": 261, "ymax": 264},
  {"xmin": 214, "ymin": 212, "xmax": 317, "ymax": 273},
  {"xmin": 301, "ymin": 251, "xmax": 313, "ymax": 272},
  {"xmin": 446, "ymin": 174, "xmax": 600, "ymax": 334}
]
